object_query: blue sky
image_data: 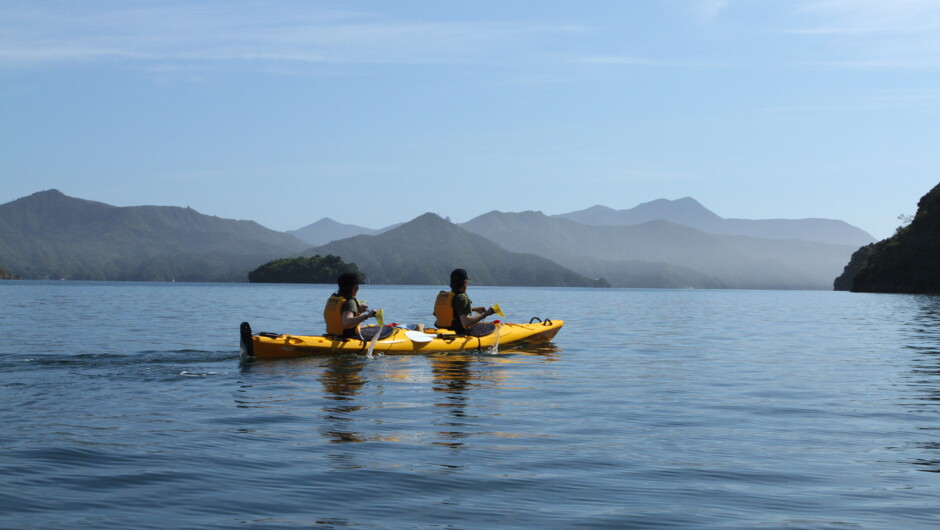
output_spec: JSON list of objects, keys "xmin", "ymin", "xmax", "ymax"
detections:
[{"xmin": 2, "ymin": 1, "xmax": 938, "ymax": 240}]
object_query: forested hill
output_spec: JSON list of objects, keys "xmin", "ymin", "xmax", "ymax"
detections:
[
  {"xmin": 834, "ymin": 182, "xmax": 940, "ymax": 294},
  {"xmin": 306, "ymin": 213, "xmax": 608, "ymax": 287},
  {"xmin": 0, "ymin": 190, "xmax": 308, "ymax": 281}
]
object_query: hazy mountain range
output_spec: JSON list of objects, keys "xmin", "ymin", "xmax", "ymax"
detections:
[
  {"xmin": 294, "ymin": 197, "xmax": 872, "ymax": 289},
  {"xmin": 288, "ymin": 218, "xmax": 400, "ymax": 246},
  {"xmin": 306, "ymin": 213, "xmax": 606, "ymax": 287},
  {"xmin": 555, "ymin": 198, "xmax": 875, "ymax": 247},
  {"xmin": 0, "ymin": 190, "xmax": 598, "ymax": 286},
  {"xmin": 293, "ymin": 197, "xmax": 875, "ymax": 249},
  {"xmin": 0, "ymin": 190, "xmax": 307, "ymax": 281},
  {"xmin": 462, "ymin": 211, "xmax": 858, "ymax": 290},
  {"xmin": 0, "ymin": 190, "xmax": 873, "ymax": 289}
]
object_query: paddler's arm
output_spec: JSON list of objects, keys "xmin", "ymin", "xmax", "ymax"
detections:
[
  {"xmin": 459, "ymin": 307, "xmax": 494, "ymax": 328},
  {"xmin": 343, "ymin": 309, "xmax": 377, "ymax": 329}
]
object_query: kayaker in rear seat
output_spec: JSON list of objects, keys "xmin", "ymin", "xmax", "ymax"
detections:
[
  {"xmin": 324, "ymin": 272, "xmax": 377, "ymax": 339},
  {"xmin": 434, "ymin": 268, "xmax": 495, "ymax": 335}
]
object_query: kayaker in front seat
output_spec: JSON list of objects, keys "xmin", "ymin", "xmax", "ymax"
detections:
[
  {"xmin": 434, "ymin": 268, "xmax": 495, "ymax": 335},
  {"xmin": 324, "ymin": 272, "xmax": 377, "ymax": 339}
]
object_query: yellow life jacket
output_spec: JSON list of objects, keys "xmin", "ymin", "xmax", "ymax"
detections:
[
  {"xmin": 324, "ymin": 294, "xmax": 360, "ymax": 337},
  {"xmin": 433, "ymin": 290, "xmax": 456, "ymax": 328}
]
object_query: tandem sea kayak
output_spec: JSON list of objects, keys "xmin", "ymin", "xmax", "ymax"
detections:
[{"xmin": 239, "ymin": 319, "xmax": 563, "ymax": 360}]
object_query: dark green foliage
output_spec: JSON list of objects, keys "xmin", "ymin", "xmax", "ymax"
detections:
[
  {"xmin": 0, "ymin": 265, "xmax": 18, "ymax": 279},
  {"xmin": 840, "ymin": 182, "xmax": 940, "ymax": 294},
  {"xmin": 833, "ymin": 244, "xmax": 874, "ymax": 291},
  {"xmin": 248, "ymin": 255, "xmax": 361, "ymax": 283}
]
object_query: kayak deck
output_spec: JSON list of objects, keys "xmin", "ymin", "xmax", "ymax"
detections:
[{"xmin": 240, "ymin": 319, "xmax": 563, "ymax": 360}]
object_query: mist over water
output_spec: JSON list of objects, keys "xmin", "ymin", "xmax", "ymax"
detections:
[{"xmin": 2, "ymin": 282, "xmax": 939, "ymax": 528}]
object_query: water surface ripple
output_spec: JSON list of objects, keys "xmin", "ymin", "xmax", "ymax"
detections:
[{"xmin": 2, "ymin": 282, "xmax": 939, "ymax": 528}]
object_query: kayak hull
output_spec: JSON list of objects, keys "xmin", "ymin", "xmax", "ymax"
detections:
[{"xmin": 240, "ymin": 320, "xmax": 563, "ymax": 359}]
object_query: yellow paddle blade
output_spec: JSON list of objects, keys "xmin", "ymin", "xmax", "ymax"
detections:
[
  {"xmin": 492, "ymin": 303, "xmax": 504, "ymax": 317},
  {"xmin": 375, "ymin": 308, "xmax": 385, "ymax": 327}
]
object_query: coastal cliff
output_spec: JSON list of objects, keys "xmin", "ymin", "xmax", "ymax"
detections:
[{"xmin": 834, "ymin": 182, "xmax": 940, "ymax": 294}]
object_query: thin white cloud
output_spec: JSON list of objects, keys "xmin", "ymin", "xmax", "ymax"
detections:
[
  {"xmin": 579, "ymin": 56, "xmax": 650, "ymax": 65},
  {"xmin": 810, "ymin": 54, "xmax": 940, "ymax": 70},
  {"xmin": 697, "ymin": 0, "xmax": 731, "ymax": 23},
  {"xmin": 668, "ymin": 0, "xmax": 731, "ymax": 24},
  {"xmin": 0, "ymin": 3, "xmax": 579, "ymax": 68},
  {"xmin": 761, "ymin": 88, "xmax": 940, "ymax": 115},
  {"xmin": 794, "ymin": 0, "xmax": 940, "ymax": 34},
  {"xmin": 577, "ymin": 55, "xmax": 727, "ymax": 70},
  {"xmin": 783, "ymin": 0, "xmax": 940, "ymax": 70},
  {"xmin": 0, "ymin": 47, "xmax": 153, "ymax": 63}
]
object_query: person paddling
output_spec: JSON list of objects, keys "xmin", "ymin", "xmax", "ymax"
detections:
[
  {"xmin": 324, "ymin": 272, "xmax": 377, "ymax": 338},
  {"xmin": 433, "ymin": 268, "xmax": 495, "ymax": 335}
]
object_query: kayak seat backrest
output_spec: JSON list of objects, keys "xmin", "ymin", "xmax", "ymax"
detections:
[
  {"xmin": 434, "ymin": 323, "xmax": 496, "ymax": 338},
  {"xmin": 359, "ymin": 326, "xmax": 395, "ymax": 341},
  {"xmin": 466, "ymin": 323, "xmax": 496, "ymax": 337}
]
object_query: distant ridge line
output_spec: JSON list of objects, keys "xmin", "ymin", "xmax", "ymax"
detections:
[{"xmin": 554, "ymin": 198, "xmax": 874, "ymax": 247}]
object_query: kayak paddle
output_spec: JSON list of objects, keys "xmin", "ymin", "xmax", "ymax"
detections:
[
  {"xmin": 490, "ymin": 304, "xmax": 504, "ymax": 353},
  {"xmin": 366, "ymin": 309, "xmax": 384, "ymax": 357}
]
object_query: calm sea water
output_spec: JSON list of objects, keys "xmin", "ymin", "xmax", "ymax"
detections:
[{"xmin": 1, "ymin": 281, "xmax": 939, "ymax": 529}]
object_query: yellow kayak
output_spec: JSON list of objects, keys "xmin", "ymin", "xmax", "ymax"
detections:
[{"xmin": 239, "ymin": 319, "xmax": 563, "ymax": 360}]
